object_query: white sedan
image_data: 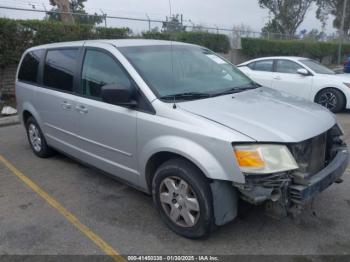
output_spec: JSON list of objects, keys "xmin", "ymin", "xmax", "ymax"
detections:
[{"xmin": 238, "ymin": 56, "xmax": 350, "ymax": 113}]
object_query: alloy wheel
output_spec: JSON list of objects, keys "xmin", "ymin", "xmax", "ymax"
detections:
[{"xmin": 318, "ymin": 92, "xmax": 337, "ymax": 111}]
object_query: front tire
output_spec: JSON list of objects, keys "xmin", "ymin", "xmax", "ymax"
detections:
[
  {"xmin": 152, "ymin": 158, "xmax": 215, "ymax": 239},
  {"xmin": 315, "ymin": 88, "xmax": 345, "ymax": 113},
  {"xmin": 26, "ymin": 116, "xmax": 54, "ymax": 158}
]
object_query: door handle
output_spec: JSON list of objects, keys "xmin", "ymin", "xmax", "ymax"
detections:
[
  {"xmin": 75, "ymin": 105, "xmax": 88, "ymax": 114},
  {"xmin": 273, "ymin": 76, "xmax": 281, "ymax": 80},
  {"xmin": 61, "ymin": 101, "xmax": 72, "ymax": 110}
]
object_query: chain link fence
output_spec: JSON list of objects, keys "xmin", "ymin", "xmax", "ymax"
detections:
[{"xmin": 0, "ymin": 5, "xmax": 301, "ymax": 48}]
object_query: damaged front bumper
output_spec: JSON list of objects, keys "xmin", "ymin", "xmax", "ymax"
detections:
[
  {"xmin": 289, "ymin": 147, "xmax": 349, "ymax": 204},
  {"xmin": 236, "ymin": 146, "xmax": 349, "ymax": 207}
]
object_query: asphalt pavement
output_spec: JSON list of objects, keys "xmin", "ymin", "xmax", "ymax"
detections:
[{"xmin": 0, "ymin": 112, "xmax": 349, "ymax": 260}]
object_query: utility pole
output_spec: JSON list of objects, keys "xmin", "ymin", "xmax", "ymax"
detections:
[
  {"xmin": 146, "ymin": 14, "xmax": 151, "ymax": 31},
  {"xmin": 338, "ymin": 0, "xmax": 348, "ymax": 65}
]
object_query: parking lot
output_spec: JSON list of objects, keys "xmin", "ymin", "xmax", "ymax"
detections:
[{"xmin": 0, "ymin": 112, "xmax": 350, "ymax": 260}]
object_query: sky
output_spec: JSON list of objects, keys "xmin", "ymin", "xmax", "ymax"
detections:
[{"xmin": 0, "ymin": 0, "xmax": 336, "ymax": 34}]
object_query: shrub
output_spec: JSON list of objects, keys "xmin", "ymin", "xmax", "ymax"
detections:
[
  {"xmin": 241, "ymin": 38, "xmax": 350, "ymax": 63},
  {"xmin": 0, "ymin": 18, "xmax": 231, "ymax": 67},
  {"xmin": 0, "ymin": 18, "xmax": 130, "ymax": 67},
  {"xmin": 142, "ymin": 31, "xmax": 231, "ymax": 53}
]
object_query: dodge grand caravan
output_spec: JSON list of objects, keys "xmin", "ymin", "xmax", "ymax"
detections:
[{"xmin": 16, "ymin": 40, "xmax": 349, "ymax": 238}]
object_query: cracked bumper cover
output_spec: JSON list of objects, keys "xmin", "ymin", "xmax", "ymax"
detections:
[{"xmin": 289, "ymin": 147, "xmax": 349, "ymax": 204}]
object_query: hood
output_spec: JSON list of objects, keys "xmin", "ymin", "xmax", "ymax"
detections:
[{"xmin": 178, "ymin": 87, "xmax": 336, "ymax": 143}]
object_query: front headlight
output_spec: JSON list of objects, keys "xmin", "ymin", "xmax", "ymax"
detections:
[
  {"xmin": 344, "ymin": 83, "xmax": 350, "ymax": 88},
  {"xmin": 233, "ymin": 144, "xmax": 298, "ymax": 174}
]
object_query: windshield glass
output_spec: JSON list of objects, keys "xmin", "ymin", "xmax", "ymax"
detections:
[
  {"xmin": 300, "ymin": 59, "xmax": 335, "ymax": 75},
  {"xmin": 118, "ymin": 45, "xmax": 254, "ymax": 99}
]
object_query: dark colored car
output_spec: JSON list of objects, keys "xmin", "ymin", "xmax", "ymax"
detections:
[{"xmin": 345, "ymin": 56, "xmax": 350, "ymax": 73}]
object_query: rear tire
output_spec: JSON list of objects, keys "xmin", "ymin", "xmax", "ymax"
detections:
[
  {"xmin": 152, "ymin": 158, "xmax": 215, "ymax": 239},
  {"xmin": 26, "ymin": 116, "xmax": 54, "ymax": 158},
  {"xmin": 315, "ymin": 88, "xmax": 345, "ymax": 113}
]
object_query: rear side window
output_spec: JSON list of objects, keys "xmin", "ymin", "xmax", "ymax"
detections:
[
  {"xmin": 43, "ymin": 49, "xmax": 78, "ymax": 92},
  {"xmin": 18, "ymin": 50, "xmax": 44, "ymax": 84},
  {"xmin": 253, "ymin": 60, "xmax": 274, "ymax": 72}
]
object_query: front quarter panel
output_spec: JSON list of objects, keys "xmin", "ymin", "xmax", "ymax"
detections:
[{"xmin": 137, "ymin": 101, "xmax": 255, "ymax": 192}]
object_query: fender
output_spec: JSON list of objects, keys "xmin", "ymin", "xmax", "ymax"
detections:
[{"xmin": 138, "ymin": 135, "xmax": 245, "ymax": 191}]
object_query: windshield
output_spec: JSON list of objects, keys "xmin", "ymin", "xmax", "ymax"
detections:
[
  {"xmin": 300, "ymin": 59, "xmax": 335, "ymax": 75},
  {"xmin": 118, "ymin": 45, "xmax": 254, "ymax": 99}
]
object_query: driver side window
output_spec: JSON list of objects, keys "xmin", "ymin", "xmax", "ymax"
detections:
[
  {"xmin": 276, "ymin": 60, "xmax": 304, "ymax": 74},
  {"xmin": 81, "ymin": 49, "xmax": 131, "ymax": 99}
]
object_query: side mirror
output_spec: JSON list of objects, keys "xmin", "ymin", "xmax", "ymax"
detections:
[
  {"xmin": 101, "ymin": 84, "xmax": 137, "ymax": 107},
  {"xmin": 297, "ymin": 68, "xmax": 310, "ymax": 76}
]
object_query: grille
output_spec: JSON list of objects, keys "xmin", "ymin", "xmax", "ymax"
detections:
[{"xmin": 289, "ymin": 131, "xmax": 328, "ymax": 178}]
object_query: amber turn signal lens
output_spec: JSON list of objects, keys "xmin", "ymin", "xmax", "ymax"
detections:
[{"xmin": 234, "ymin": 150, "xmax": 265, "ymax": 168}]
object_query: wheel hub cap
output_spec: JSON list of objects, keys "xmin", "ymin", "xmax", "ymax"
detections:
[
  {"xmin": 28, "ymin": 124, "xmax": 42, "ymax": 152},
  {"xmin": 159, "ymin": 176, "xmax": 200, "ymax": 228}
]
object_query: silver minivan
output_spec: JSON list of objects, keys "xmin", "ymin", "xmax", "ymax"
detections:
[{"xmin": 16, "ymin": 39, "xmax": 349, "ymax": 238}]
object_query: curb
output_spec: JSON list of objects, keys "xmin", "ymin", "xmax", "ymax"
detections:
[{"xmin": 0, "ymin": 115, "xmax": 20, "ymax": 127}]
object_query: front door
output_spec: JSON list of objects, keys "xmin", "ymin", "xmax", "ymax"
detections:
[
  {"xmin": 271, "ymin": 59, "xmax": 313, "ymax": 100},
  {"xmin": 74, "ymin": 45, "xmax": 139, "ymax": 184}
]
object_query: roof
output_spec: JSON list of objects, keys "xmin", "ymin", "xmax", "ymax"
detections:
[
  {"xmin": 27, "ymin": 39, "xmax": 196, "ymax": 52},
  {"xmin": 238, "ymin": 56, "xmax": 308, "ymax": 65},
  {"xmin": 99, "ymin": 39, "xmax": 196, "ymax": 47}
]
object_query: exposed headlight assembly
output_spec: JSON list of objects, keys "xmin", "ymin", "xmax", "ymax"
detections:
[
  {"xmin": 234, "ymin": 144, "xmax": 298, "ymax": 174},
  {"xmin": 344, "ymin": 83, "xmax": 350, "ymax": 88}
]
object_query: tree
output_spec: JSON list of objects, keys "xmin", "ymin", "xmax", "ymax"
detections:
[
  {"xmin": 316, "ymin": 0, "xmax": 350, "ymax": 37},
  {"xmin": 261, "ymin": 18, "xmax": 285, "ymax": 38},
  {"xmin": 48, "ymin": 0, "xmax": 103, "ymax": 25},
  {"xmin": 50, "ymin": 0, "xmax": 74, "ymax": 23},
  {"xmin": 302, "ymin": 29, "xmax": 327, "ymax": 41},
  {"xmin": 162, "ymin": 14, "xmax": 186, "ymax": 33},
  {"xmin": 259, "ymin": 0, "xmax": 314, "ymax": 36}
]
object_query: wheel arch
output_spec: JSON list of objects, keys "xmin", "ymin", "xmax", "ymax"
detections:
[
  {"xmin": 23, "ymin": 110, "xmax": 33, "ymax": 124},
  {"xmin": 314, "ymin": 87, "xmax": 347, "ymax": 106},
  {"xmin": 144, "ymin": 151, "xmax": 211, "ymax": 194},
  {"xmin": 21, "ymin": 102, "xmax": 43, "ymax": 128},
  {"xmin": 139, "ymin": 136, "xmax": 243, "ymax": 193},
  {"xmin": 146, "ymin": 150, "xmax": 239, "ymax": 227}
]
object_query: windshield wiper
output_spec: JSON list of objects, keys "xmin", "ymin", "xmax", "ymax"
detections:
[
  {"xmin": 212, "ymin": 82, "xmax": 260, "ymax": 97},
  {"xmin": 160, "ymin": 92, "xmax": 212, "ymax": 101}
]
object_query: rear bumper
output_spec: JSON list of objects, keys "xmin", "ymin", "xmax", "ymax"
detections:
[{"xmin": 289, "ymin": 147, "xmax": 349, "ymax": 204}]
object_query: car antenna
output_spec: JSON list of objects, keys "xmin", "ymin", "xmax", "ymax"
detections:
[{"xmin": 168, "ymin": 0, "xmax": 177, "ymax": 109}]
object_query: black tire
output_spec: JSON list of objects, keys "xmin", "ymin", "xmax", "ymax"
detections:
[
  {"xmin": 26, "ymin": 116, "xmax": 54, "ymax": 158},
  {"xmin": 315, "ymin": 88, "xmax": 345, "ymax": 113},
  {"xmin": 152, "ymin": 158, "xmax": 215, "ymax": 239}
]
